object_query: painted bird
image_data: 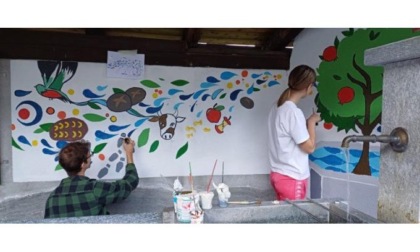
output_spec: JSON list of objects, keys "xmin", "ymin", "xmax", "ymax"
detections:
[{"xmin": 35, "ymin": 61, "xmax": 78, "ymax": 103}]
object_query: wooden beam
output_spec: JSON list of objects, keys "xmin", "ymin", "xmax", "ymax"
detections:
[
  {"xmin": 0, "ymin": 29, "xmax": 291, "ymax": 70},
  {"xmin": 183, "ymin": 28, "xmax": 202, "ymax": 48},
  {"xmin": 262, "ymin": 28, "xmax": 304, "ymax": 51}
]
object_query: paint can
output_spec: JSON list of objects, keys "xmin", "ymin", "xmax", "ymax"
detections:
[
  {"xmin": 173, "ymin": 191, "xmax": 198, "ymax": 223},
  {"xmin": 190, "ymin": 210, "xmax": 204, "ymax": 224}
]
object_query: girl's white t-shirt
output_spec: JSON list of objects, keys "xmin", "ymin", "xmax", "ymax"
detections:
[{"xmin": 267, "ymin": 100, "xmax": 310, "ymax": 180}]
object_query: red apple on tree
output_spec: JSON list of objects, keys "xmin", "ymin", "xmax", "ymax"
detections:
[{"xmin": 206, "ymin": 103, "xmax": 224, "ymax": 123}]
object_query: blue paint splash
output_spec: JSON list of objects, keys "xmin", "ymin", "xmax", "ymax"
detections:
[
  {"xmin": 154, "ymin": 97, "xmax": 170, "ymax": 106},
  {"xmin": 190, "ymin": 101, "xmax": 197, "ymax": 112},
  {"xmin": 146, "ymin": 103, "xmax": 163, "ymax": 114},
  {"xmin": 193, "ymin": 89, "xmax": 208, "ymax": 100},
  {"xmin": 180, "ymin": 93, "xmax": 194, "ymax": 101},
  {"xmin": 139, "ymin": 102, "xmax": 150, "ymax": 107},
  {"xmin": 174, "ymin": 102, "xmax": 184, "ymax": 110},
  {"xmin": 268, "ymin": 80, "xmax": 280, "ymax": 87},
  {"xmin": 18, "ymin": 135, "xmax": 31, "ymax": 146},
  {"xmin": 41, "ymin": 139, "xmax": 53, "ymax": 148},
  {"xmin": 211, "ymin": 89, "xmax": 223, "ymax": 100},
  {"xmin": 95, "ymin": 130, "xmax": 117, "ymax": 140},
  {"xmin": 134, "ymin": 118, "xmax": 148, "ymax": 127},
  {"xmin": 229, "ymin": 89, "xmax": 243, "ymax": 101},
  {"xmin": 109, "ymin": 124, "xmax": 130, "ymax": 132},
  {"xmin": 220, "ymin": 71, "xmax": 237, "ymax": 80},
  {"xmin": 42, "ymin": 148, "xmax": 59, "ymax": 155},
  {"xmin": 97, "ymin": 85, "xmax": 108, "ymax": 91},
  {"xmin": 201, "ymin": 94, "xmax": 211, "ymax": 101},
  {"xmin": 83, "ymin": 89, "xmax": 105, "ymax": 98},
  {"xmin": 14, "ymin": 90, "xmax": 32, "ymax": 97},
  {"xmin": 207, "ymin": 76, "xmax": 220, "ymax": 83},
  {"xmin": 168, "ymin": 89, "xmax": 183, "ymax": 96},
  {"xmin": 200, "ymin": 82, "xmax": 218, "ymax": 89},
  {"xmin": 56, "ymin": 140, "xmax": 68, "ymax": 149}
]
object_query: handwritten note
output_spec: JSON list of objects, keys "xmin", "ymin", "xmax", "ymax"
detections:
[{"xmin": 107, "ymin": 51, "xmax": 145, "ymax": 79}]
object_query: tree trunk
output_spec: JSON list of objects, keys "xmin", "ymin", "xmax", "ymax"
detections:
[{"xmin": 352, "ymin": 141, "xmax": 371, "ymax": 175}]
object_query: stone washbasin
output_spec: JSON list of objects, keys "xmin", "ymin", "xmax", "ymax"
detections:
[
  {"xmin": 197, "ymin": 199, "xmax": 379, "ymax": 224},
  {"xmin": 0, "ymin": 185, "xmax": 379, "ymax": 224}
]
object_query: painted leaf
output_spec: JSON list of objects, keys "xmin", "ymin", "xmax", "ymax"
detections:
[
  {"xmin": 215, "ymin": 105, "xmax": 225, "ymax": 111},
  {"xmin": 12, "ymin": 137, "xmax": 23, "ymax": 150},
  {"xmin": 93, "ymin": 143, "xmax": 107, "ymax": 153},
  {"xmin": 113, "ymin": 88, "xmax": 125, "ymax": 94},
  {"xmin": 176, "ymin": 142, "xmax": 189, "ymax": 159},
  {"xmin": 83, "ymin": 113, "xmax": 107, "ymax": 122},
  {"xmin": 171, "ymin": 79, "xmax": 189, "ymax": 86},
  {"xmin": 87, "ymin": 101, "xmax": 101, "ymax": 110},
  {"xmin": 140, "ymin": 80, "xmax": 160, "ymax": 88},
  {"xmin": 138, "ymin": 128, "xmax": 150, "ymax": 148},
  {"xmin": 219, "ymin": 93, "xmax": 227, "ymax": 99},
  {"xmin": 55, "ymin": 164, "xmax": 63, "ymax": 171},
  {"xmin": 39, "ymin": 123, "xmax": 53, "ymax": 132},
  {"xmin": 149, "ymin": 140, "xmax": 159, "ymax": 153},
  {"xmin": 34, "ymin": 128, "xmax": 45, "ymax": 134}
]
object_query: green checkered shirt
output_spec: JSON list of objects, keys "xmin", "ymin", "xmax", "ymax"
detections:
[{"xmin": 44, "ymin": 163, "xmax": 139, "ymax": 219}]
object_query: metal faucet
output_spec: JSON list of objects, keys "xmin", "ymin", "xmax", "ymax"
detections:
[{"xmin": 341, "ymin": 127, "xmax": 409, "ymax": 153}]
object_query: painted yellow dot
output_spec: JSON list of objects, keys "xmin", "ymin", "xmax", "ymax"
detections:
[
  {"xmin": 72, "ymin": 108, "xmax": 80, "ymax": 116},
  {"xmin": 32, "ymin": 140, "xmax": 38, "ymax": 146},
  {"xmin": 110, "ymin": 116, "xmax": 117, "ymax": 122},
  {"xmin": 245, "ymin": 83, "xmax": 250, "ymax": 88},
  {"xmin": 68, "ymin": 89, "xmax": 75, "ymax": 95},
  {"xmin": 277, "ymin": 74, "xmax": 282, "ymax": 79},
  {"xmin": 226, "ymin": 82, "xmax": 233, "ymax": 89},
  {"xmin": 152, "ymin": 93, "xmax": 158, "ymax": 99}
]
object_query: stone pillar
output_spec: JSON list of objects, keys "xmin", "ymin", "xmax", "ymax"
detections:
[{"xmin": 365, "ymin": 37, "xmax": 420, "ymax": 223}]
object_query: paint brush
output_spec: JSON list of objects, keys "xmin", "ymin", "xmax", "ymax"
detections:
[
  {"xmin": 189, "ymin": 162, "xmax": 194, "ymax": 192},
  {"xmin": 222, "ymin": 161, "xmax": 224, "ymax": 183},
  {"xmin": 229, "ymin": 200, "xmax": 262, "ymax": 205},
  {"xmin": 312, "ymin": 108, "xmax": 318, "ymax": 126},
  {"xmin": 121, "ymin": 137, "xmax": 135, "ymax": 152},
  {"xmin": 206, "ymin": 160, "xmax": 218, "ymax": 192}
]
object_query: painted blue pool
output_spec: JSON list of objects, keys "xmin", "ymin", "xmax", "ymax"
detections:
[{"xmin": 309, "ymin": 146, "xmax": 380, "ymax": 177}]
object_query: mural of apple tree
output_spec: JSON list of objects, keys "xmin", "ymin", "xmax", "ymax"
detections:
[{"xmin": 316, "ymin": 28, "xmax": 420, "ymax": 175}]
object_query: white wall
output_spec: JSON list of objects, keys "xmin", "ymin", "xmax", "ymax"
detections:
[{"xmin": 6, "ymin": 60, "xmax": 287, "ymax": 184}]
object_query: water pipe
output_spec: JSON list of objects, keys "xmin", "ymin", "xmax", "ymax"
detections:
[{"xmin": 341, "ymin": 127, "xmax": 409, "ymax": 153}]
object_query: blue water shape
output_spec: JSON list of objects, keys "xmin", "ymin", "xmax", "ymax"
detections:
[{"xmin": 309, "ymin": 146, "xmax": 380, "ymax": 177}]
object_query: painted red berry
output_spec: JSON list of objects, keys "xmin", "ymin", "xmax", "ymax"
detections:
[
  {"xmin": 323, "ymin": 46, "xmax": 337, "ymax": 62},
  {"xmin": 337, "ymin": 87, "xmax": 355, "ymax": 105}
]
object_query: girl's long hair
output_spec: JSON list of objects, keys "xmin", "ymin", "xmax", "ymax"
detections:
[{"xmin": 277, "ymin": 65, "xmax": 316, "ymax": 107}]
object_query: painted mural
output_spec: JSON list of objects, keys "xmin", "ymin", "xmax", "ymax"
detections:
[
  {"xmin": 11, "ymin": 61, "xmax": 284, "ymax": 182},
  {"xmin": 312, "ymin": 28, "xmax": 420, "ymax": 176}
]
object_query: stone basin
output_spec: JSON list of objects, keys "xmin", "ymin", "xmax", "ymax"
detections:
[
  {"xmin": 0, "ymin": 185, "xmax": 379, "ymax": 224},
  {"xmin": 199, "ymin": 199, "xmax": 379, "ymax": 223}
]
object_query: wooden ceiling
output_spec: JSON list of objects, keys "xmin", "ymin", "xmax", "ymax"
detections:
[{"xmin": 0, "ymin": 28, "xmax": 303, "ymax": 69}]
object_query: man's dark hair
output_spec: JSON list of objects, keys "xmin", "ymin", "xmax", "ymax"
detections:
[{"xmin": 59, "ymin": 141, "xmax": 91, "ymax": 176}]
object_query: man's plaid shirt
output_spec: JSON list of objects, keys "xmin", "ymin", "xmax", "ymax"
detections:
[{"xmin": 44, "ymin": 163, "xmax": 139, "ymax": 218}]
